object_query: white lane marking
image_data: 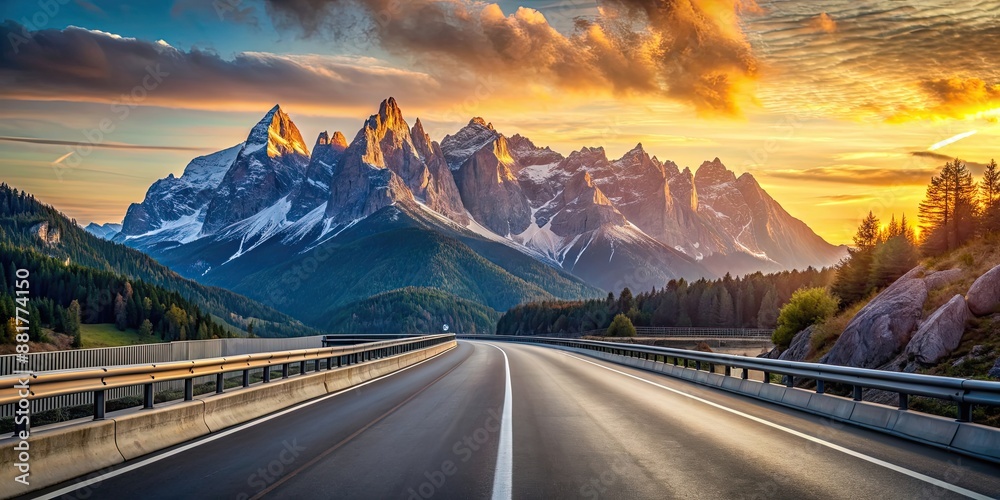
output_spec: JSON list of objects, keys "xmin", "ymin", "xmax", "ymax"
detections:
[
  {"xmin": 559, "ymin": 352, "xmax": 992, "ymax": 500},
  {"xmin": 35, "ymin": 349, "xmax": 453, "ymax": 500},
  {"xmin": 477, "ymin": 342, "xmax": 513, "ymax": 500}
]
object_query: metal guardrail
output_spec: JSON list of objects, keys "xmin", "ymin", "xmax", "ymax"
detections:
[
  {"xmin": 2, "ymin": 334, "xmax": 454, "ymax": 432},
  {"xmin": 467, "ymin": 335, "xmax": 1000, "ymax": 424},
  {"xmin": 552, "ymin": 327, "xmax": 773, "ymax": 339}
]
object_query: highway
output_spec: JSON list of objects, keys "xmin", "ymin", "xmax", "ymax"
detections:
[{"xmin": 26, "ymin": 341, "xmax": 1000, "ymax": 499}]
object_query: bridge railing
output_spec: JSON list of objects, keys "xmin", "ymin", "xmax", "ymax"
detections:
[
  {"xmin": 1, "ymin": 334, "xmax": 454, "ymax": 433},
  {"xmin": 468, "ymin": 335, "xmax": 1000, "ymax": 424},
  {"xmin": 524, "ymin": 327, "xmax": 774, "ymax": 339}
]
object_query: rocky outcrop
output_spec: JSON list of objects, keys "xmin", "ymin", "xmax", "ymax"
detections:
[
  {"xmin": 31, "ymin": 221, "xmax": 60, "ymax": 246},
  {"xmin": 779, "ymin": 325, "xmax": 816, "ymax": 362},
  {"xmin": 902, "ymin": 294, "xmax": 970, "ymax": 369},
  {"xmin": 990, "ymin": 357, "xmax": 1000, "ymax": 379},
  {"xmin": 289, "ymin": 131, "xmax": 348, "ymax": 220},
  {"xmin": 924, "ymin": 268, "xmax": 963, "ymax": 290},
  {"xmin": 547, "ymin": 172, "xmax": 626, "ymax": 236},
  {"xmin": 453, "ymin": 135, "xmax": 532, "ymax": 236},
  {"xmin": 820, "ymin": 271, "xmax": 927, "ymax": 368},
  {"xmin": 966, "ymin": 264, "xmax": 1000, "ymax": 316}
]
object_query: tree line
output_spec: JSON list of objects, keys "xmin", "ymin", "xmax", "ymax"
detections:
[{"xmin": 496, "ymin": 267, "xmax": 835, "ymax": 335}]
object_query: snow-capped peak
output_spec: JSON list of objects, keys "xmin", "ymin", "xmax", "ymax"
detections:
[{"xmin": 244, "ymin": 104, "xmax": 310, "ymax": 158}]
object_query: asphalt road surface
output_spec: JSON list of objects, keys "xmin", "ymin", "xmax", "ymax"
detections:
[{"xmin": 27, "ymin": 341, "xmax": 1000, "ymax": 499}]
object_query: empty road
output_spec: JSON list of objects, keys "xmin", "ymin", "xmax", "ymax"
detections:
[{"xmin": 26, "ymin": 341, "xmax": 1000, "ymax": 499}]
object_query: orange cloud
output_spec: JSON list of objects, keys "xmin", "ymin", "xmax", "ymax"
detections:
[
  {"xmin": 265, "ymin": 0, "xmax": 761, "ymax": 116},
  {"xmin": 890, "ymin": 77, "xmax": 1000, "ymax": 122},
  {"xmin": 808, "ymin": 13, "xmax": 837, "ymax": 33}
]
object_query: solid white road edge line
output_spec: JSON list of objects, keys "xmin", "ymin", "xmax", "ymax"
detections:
[
  {"xmin": 476, "ymin": 342, "xmax": 513, "ymax": 500},
  {"xmin": 35, "ymin": 347, "xmax": 453, "ymax": 500},
  {"xmin": 559, "ymin": 351, "xmax": 992, "ymax": 500}
]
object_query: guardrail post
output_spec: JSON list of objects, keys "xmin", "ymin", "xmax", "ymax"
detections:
[
  {"xmin": 957, "ymin": 403, "xmax": 972, "ymax": 423},
  {"xmin": 762, "ymin": 371, "xmax": 771, "ymax": 384},
  {"xmin": 785, "ymin": 375, "xmax": 794, "ymax": 388},
  {"xmin": 724, "ymin": 366, "xmax": 731, "ymax": 377},
  {"xmin": 853, "ymin": 385, "xmax": 863, "ymax": 401},
  {"xmin": 299, "ymin": 361, "xmax": 306, "ymax": 374},
  {"xmin": 314, "ymin": 360, "xmax": 321, "ymax": 372},
  {"xmin": 263, "ymin": 366, "xmax": 271, "ymax": 383},
  {"xmin": 695, "ymin": 361, "xmax": 701, "ymax": 371},
  {"xmin": 242, "ymin": 369, "xmax": 250, "ymax": 388},
  {"xmin": 816, "ymin": 380, "xmax": 825, "ymax": 394},
  {"xmin": 898, "ymin": 393, "xmax": 909, "ymax": 411},
  {"xmin": 741, "ymin": 368, "xmax": 748, "ymax": 380},
  {"xmin": 327, "ymin": 357, "xmax": 334, "ymax": 370},
  {"xmin": 184, "ymin": 378, "xmax": 193, "ymax": 401},
  {"xmin": 144, "ymin": 383, "xmax": 154, "ymax": 408},
  {"xmin": 216, "ymin": 373, "xmax": 224, "ymax": 394},
  {"xmin": 93, "ymin": 390, "xmax": 106, "ymax": 420},
  {"xmin": 282, "ymin": 363, "xmax": 289, "ymax": 378}
]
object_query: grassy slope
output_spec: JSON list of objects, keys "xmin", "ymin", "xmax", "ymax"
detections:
[{"xmin": 79, "ymin": 323, "xmax": 165, "ymax": 348}]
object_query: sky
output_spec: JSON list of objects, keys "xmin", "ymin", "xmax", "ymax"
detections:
[{"xmin": 1, "ymin": 0, "xmax": 999, "ymax": 244}]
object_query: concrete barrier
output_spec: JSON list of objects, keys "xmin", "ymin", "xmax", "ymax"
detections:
[
  {"xmin": 0, "ymin": 419, "xmax": 124, "ymax": 499},
  {"xmin": 202, "ymin": 373, "xmax": 329, "ymax": 433},
  {"xmin": 115, "ymin": 400, "xmax": 211, "ymax": 459},
  {"xmin": 0, "ymin": 340, "xmax": 456, "ymax": 497}
]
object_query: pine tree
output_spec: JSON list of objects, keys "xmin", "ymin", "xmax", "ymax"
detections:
[
  {"xmin": 67, "ymin": 300, "xmax": 82, "ymax": 348},
  {"xmin": 920, "ymin": 159, "xmax": 978, "ymax": 254}
]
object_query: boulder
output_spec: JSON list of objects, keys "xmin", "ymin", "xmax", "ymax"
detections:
[
  {"xmin": 923, "ymin": 268, "xmax": 963, "ymax": 290},
  {"xmin": 990, "ymin": 358, "xmax": 1000, "ymax": 380},
  {"xmin": 820, "ymin": 274, "xmax": 927, "ymax": 368},
  {"xmin": 967, "ymin": 264, "xmax": 1000, "ymax": 316},
  {"xmin": 903, "ymin": 295, "xmax": 970, "ymax": 368},
  {"xmin": 778, "ymin": 325, "xmax": 815, "ymax": 362}
]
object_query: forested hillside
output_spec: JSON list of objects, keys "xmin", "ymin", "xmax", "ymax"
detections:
[
  {"xmin": 0, "ymin": 184, "xmax": 314, "ymax": 338},
  {"xmin": 323, "ymin": 287, "xmax": 500, "ymax": 334},
  {"xmin": 0, "ymin": 245, "xmax": 236, "ymax": 345},
  {"xmin": 497, "ymin": 267, "xmax": 835, "ymax": 335}
]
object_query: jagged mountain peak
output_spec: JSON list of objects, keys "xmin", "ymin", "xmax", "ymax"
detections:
[
  {"xmin": 469, "ymin": 117, "xmax": 495, "ymax": 130},
  {"xmin": 694, "ymin": 157, "xmax": 737, "ymax": 187},
  {"xmin": 441, "ymin": 117, "xmax": 502, "ymax": 170},
  {"xmin": 247, "ymin": 104, "xmax": 310, "ymax": 158},
  {"xmin": 316, "ymin": 130, "xmax": 348, "ymax": 151}
]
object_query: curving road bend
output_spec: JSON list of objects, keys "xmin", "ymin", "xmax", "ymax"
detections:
[{"xmin": 25, "ymin": 341, "xmax": 1000, "ymax": 500}]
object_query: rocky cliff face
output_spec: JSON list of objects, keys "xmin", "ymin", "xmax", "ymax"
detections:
[
  {"xmin": 202, "ymin": 105, "xmax": 310, "ymax": 233},
  {"xmin": 289, "ymin": 131, "xmax": 348, "ymax": 220},
  {"xmin": 120, "ymin": 144, "xmax": 242, "ymax": 241},
  {"xmin": 453, "ymin": 134, "xmax": 532, "ymax": 236}
]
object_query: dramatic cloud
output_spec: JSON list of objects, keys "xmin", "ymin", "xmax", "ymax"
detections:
[
  {"xmin": 263, "ymin": 0, "xmax": 761, "ymax": 115},
  {"xmin": 0, "ymin": 21, "xmax": 451, "ymax": 115}
]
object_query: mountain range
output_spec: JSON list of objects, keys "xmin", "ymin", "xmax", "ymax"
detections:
[{"xmin": 92, "ymin": 98, "xmax": 845, "ymax": 332}]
